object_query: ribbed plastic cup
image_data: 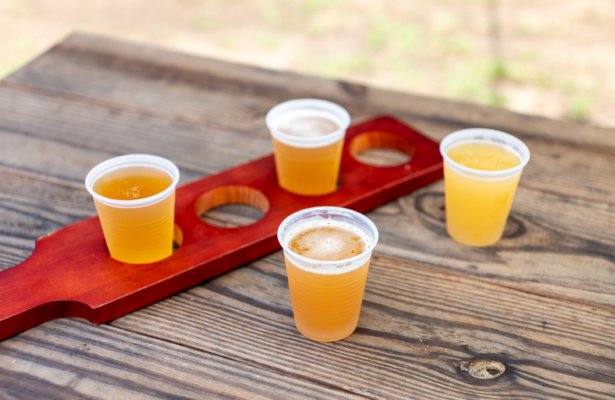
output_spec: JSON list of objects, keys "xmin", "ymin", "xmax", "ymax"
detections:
[
  {"xmin": 439, "ymin": 129, "xmax": 530, "ymax": 247},
  {"xmin": 277, "ymin": 206, "xmax": 379, "ymax": 342},
  {"xmin": 85, "ymin": 154, "xmax": 180, "ymax": 264},
  {"xmin": 266, "ymin": 99, "xmax": 350, "ymax": 196}
]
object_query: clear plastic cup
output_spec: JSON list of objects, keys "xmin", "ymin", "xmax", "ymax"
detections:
[
  {"xmin": 266, "ymin": 99, "xmax": 351, "ymax": 196},
  {"xmin": 277, "ymin": 206, "xmax": 379, "ymax": 342},
  {"xmin": 85, "ymin": 154, "xmax": 180, "ymax": 264},
  {"xmin": 439, "ymin": 129, "xmax": 530, "ymax": 247}
]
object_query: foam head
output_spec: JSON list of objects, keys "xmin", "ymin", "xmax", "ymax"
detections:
[
  {"xmin": 289, "ymin": 225, "xmax": 365, "ymax": 261},
  {"xmin": 278, "ymin": 206, "xmax": 379, "ymax": 274},
  {"xmin": 266, "ymin": 99, "xmax": 350, "ymax": 148},
  {"xmin": 439, "ymin": 128, "xmax": 530, "ymax": 180}
]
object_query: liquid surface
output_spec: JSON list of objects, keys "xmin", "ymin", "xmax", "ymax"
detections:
[
  {"xmin": 289, "ymin": 226, "xmax": 364, "ymax": 261},
  {"xmin": 278, "ymin": 115, "xmax": 339, "ymax": 138},
  {"xmin": 448, "ymin": 142, "xmax": 520, "ymax": 171},
  {"xmin": 94, "ymin": 166, "xmax": 172, "ymax": 200}
]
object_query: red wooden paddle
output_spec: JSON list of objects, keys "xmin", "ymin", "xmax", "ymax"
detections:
[{"xmin": 0, "ymin": 116, "xmax": 442, "ymax": 340}]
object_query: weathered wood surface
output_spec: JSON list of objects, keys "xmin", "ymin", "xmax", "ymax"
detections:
[
  {"xmin": 1, "ymin": 33, "xmax": 614, "ymax": 399},
  {"xmin": 0, "ymin": 319, "xmax": 358, "ymax": 399}
]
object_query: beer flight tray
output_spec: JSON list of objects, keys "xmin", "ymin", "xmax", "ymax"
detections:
[{"xmin": 0, "ymin": 116, "xmax": 442, "ymax": 340}]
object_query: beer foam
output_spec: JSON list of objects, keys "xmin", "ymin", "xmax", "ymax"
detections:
[
  {"xmin": 276, "ymin": 110, "xmax": 340, "ymax": 138},
  {"xmin": 290, "ymin": 226, "xmax": 364, "ymax": 261},
  {"xmin": 266, "ymin": 100, "xmax": 350, "ymax": 148},
  {"xmin": 284, "ymin": 218, "xmax": 373, "ymax": 275},
  {"xmin": 440, "ymin": 128, "xmax": 530, "ymax": 180}
]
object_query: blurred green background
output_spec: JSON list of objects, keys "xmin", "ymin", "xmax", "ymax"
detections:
[{"xmin": 1, "ymin": 0, "xmax": 613, "ymax": 127}]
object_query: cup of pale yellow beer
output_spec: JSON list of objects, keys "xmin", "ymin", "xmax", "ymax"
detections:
[
  {"xmin": 266, "ymin": 99, "xmax": 351, "ymax": 196},
  {"xmin": 440, "ymin": 129, "xmax": 530, "ymax": 247},
  {"xmin": 277, "ymin": 206, "xmax": 379, "ymax": 342},
  {"xmin": 85, "ymin": 154, "xmax": 180, "ymax": 264}
]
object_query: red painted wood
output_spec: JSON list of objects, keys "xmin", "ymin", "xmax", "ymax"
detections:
[{"xmin": 0, "ymin": 116, "xmax": 442, "ymax": 340}]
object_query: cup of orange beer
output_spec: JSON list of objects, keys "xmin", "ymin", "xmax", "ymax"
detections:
[
  {"xmin": 266, "ymin": 99, "xmax": 351, "ymax": 196},
  {"xmin": 277, "ymin": 206, "xmax": 379, "ymax": 342},
  {"xmin": 85, "ymin": 154, "xmax": 180, "ymax": 264},
  {"xmin": 440, "ymin": 129, "xmax": 530, "ymax": 247}
]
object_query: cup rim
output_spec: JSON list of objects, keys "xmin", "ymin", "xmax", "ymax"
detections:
[
  {"xmin": 277, "ymin": 206, "xmax": 379, "ymax": 268},
  {"xmin": 439, "ymin": 128, "xmax": 530, "ymax": 179},
  {"xmin": 265, "ymin": 98, "xmax": 351, "ymax": 149},
  {"xmin": 85, "ymin": 154, "xmax": 180, "ymax": 208}
]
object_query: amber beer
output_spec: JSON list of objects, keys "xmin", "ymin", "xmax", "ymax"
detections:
[
  {"xmin": 85, "ymin": 154, "xmax": 180, "ymax": 264},
  {"xmin": 440, "ymin": 129, "xmax": 530, "ymax": 246},
  {"xmin": 266, "ymin": 99, "xmax": 350, "ymax": 196},
  {"xmin": 278, "ymin": 207, "xmax": 379, "ymax": 342}
]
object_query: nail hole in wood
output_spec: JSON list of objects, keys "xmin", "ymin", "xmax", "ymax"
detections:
[
  {"xmin": 196, "ymin": 185, "xmax": 269, "ymax": 228},
  {"xmin": 349, "ymin": 131, "xmax": 414, "ymax": 167},
  {"xmin": 460, "ymin": 359, "xmax": 506, "ymax": 380}
]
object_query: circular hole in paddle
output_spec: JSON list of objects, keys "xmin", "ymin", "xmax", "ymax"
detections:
[
  {"xmin": 349, "ymin": 131, "xmax": 414, "ymax": 167},
  {"xmin": 196, "ymin": 185, "xmax": 269, "ymax": 228},
  {"xmin": 173, "ymin": 224, "xmax": 184, "ymax": 250}
]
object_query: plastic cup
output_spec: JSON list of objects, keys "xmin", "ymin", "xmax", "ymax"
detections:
[
  {"xmin": 85, "ymin": 154, "xmax": 180, "ymax": 264},
  {"xmin": 439, "ymin": 129, "xmax": 530, "ymax": 247},
  {"xmin": 277, "ymin": 206, "xmax": 379, "ymax": 342},
  {"xmin": 266, "ymin": 99, "xmax": 351, "ymax": 196}
]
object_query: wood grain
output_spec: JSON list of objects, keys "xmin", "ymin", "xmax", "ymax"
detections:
[
  {"xmin": 3, "ymin": 34, "xmax": 614, "ymax": 205},
  {"xmin": 0, "ymin": 319, "xmax": 361, "ymax": 400},
  {"xmin": 370, "ymin": 187, "xmax": 615, "ymax": 308},
  {"xmin": 111, "ymin": 252, "xmax": 615, "ymax": 399},
  {"xmin": 0, "ymin": 83, "xmax": 612, "ymax": 307},
  {"xmin": 1, "ymin": 85, "xmax": 611, "ymax": 211}
]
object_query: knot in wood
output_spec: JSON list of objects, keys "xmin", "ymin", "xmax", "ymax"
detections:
[
  {"xmin": 460, "ymin": 359, "xmax": 506, "ymax": 380},
  {"xmin": 338, "ymin": 80, "xmax": 368, "ymax": 96}
]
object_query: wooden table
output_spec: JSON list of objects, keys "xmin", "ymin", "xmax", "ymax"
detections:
[{"xmin": 1, "ymin": 33, "xmax": 613, "ymax": 399}]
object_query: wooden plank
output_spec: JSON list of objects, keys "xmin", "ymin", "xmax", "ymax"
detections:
[
  {"xmin": 370, "ymin": 185, "xmax": 615, "ymax": 308},
  {"xmin": 0, "ymin": 82, "xmax": 613, "ymax": 211},
  {"xmin": 7, "ymin": 32, "xmax": 615, "ymax": 149},
  {"xmin": 0, "ymin": 82, "xmax": 613, "ymax": 308},
  {"xmin": 8, "ymin": 79, "xmax": 607, "ymax": 186},
  {"xmin": 0, "ymin": 83, "xmax": 271, "ymax": 179},
  {"xmin": 3, "ymin": 35, "xmax": 614, "ymax": 205},
  {"xmin": 7, "ymin": 149, "xmax": 609, "ymax": 309},
  {"xmin": 110, "ymin": 252, "xmax": 615, "ymax": 399},
  {"xmin": 0, "ymin": 319, "xmax": 361, "ymax": 399}
]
